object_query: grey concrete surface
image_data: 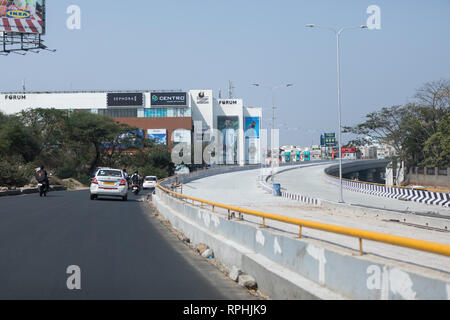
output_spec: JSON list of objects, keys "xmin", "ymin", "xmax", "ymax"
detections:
[
  {"xmin": 154, "ymin": 189, "xmax": 450, "ymax": 300},
  {"xmin": 179, "ymin": 167, "xmax": 450, "ymax": 273},
  {"xmin": 279, "ymin": 164, "xmax": 450, "ymax": 216}
]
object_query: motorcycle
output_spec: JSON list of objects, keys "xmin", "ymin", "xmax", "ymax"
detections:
[
  {"xmin": 37, "ymin": 182, "xmax": 47, "ymax": 197},
  {"xmin": 132, "ymin": 183, "xmax": 140, "ymax": 195}
]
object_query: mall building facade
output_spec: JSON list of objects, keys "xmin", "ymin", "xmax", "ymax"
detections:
[{"xmin": 0, "ymin": 90, "xmax": 262, "ymax": 165}]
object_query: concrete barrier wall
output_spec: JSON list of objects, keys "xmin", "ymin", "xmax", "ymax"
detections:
[
  {"xmin": 325, "ymin": 164, "xmax": 450, "ymax": 207},
  {"xmin": 407, "ymin": 167, "xmax": 450, "ymax": 189},
  {"xmin": 154, "ymin": 188, "xmax": 450, "ymax": 300}
]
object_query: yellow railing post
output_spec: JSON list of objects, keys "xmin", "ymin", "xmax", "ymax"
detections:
[
  {"xmin": 299, "ymin": 226, "xmax": 302, "ymax": 239},
  {"xmin": 359, "ymin": 238, "xmax": 364, "ymax": 255}
]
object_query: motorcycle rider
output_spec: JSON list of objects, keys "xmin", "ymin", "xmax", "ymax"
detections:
[
  {"xmin": 130, "ymin": 170, "xmax": 142, "ymax": 194},
  {"xmin": 130, "ymin": 170, "xmax": 141, "ymax": 186},
  {"xmin": 35, "ymin": 166, "xmax": 50, "ymax": 192}
]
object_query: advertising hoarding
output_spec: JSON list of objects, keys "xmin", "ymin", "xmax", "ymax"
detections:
[
  {"xmin": 151, "ymin": 92, "xmax": 187, "ymax": 107},
  {"xmin": 245, "ymin": 117, "xmax": 261, "ymax": 164},
  {"xmin": 0, "ymin": 0, "xmax": 45, "ymax": 34},
  {"xmin": 218, "ymin": 116, "xmax": 239, "ymax": 164},
  {"xmin": 107, "ymin": 93, "xmax": 144, "ymax": 107},
  {"xmin": 147, "ymin": 129, "xmax": 167, "ymax": 145}
]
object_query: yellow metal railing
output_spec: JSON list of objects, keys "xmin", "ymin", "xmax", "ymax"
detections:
[{"xmin": 157, "ymin": 182, "xmax": 450, "ymax": 257}]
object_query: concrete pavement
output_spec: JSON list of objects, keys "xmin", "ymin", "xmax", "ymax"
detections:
[
  {"xmin": 275, "ymin": 163, "xmax": 450, "ymax": 216},
  {"xmin": 181, "ymin": 167, "xmax": 450, "ymax": 274}
]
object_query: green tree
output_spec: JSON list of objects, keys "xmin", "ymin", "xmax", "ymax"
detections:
[
  {"xmin": 344, "ymin": 80, "xmax": 449, "ymax": 169},
  {"xmin": 65, "ymin": 111, "xmax": 131, "ymax": 175},
  {"xmin": 0, "ymin": 114, "xmax": 40, "ymax": 163},
  {"xmin": 421, "ymin": 113, "xmax": 450, "ymax": 168}
]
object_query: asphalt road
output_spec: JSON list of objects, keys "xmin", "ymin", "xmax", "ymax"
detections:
[{"xmin": 0, "ymin": 189, "xmax": 255, "ymax": 300}]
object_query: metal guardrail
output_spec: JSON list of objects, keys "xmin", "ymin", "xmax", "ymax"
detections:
[
  {"xmin": 324, "ymin": 170, "xmax": 450, "ymax": 193},
  {"xmin": 157, "ymin": 181, "xmax": 450, "ymax": 258}
]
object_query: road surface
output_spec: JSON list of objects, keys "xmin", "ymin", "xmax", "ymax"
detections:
[{"xmin": 0, "ymin": 189, "xmax": 255, "ymax": 300}]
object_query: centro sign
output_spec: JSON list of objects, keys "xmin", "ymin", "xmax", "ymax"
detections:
[{"xmin": 151, "ymin": 92, "xmax": 187, "ymax": 107}]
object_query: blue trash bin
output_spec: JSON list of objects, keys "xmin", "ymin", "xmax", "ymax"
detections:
[{"xmin": 273, "ymin": 184, "xmax": 281, "ymax": 196}]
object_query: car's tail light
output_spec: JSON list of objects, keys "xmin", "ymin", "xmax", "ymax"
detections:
[
  {"xmin": 92, "ymin": 178, "xmax": 98, "ymax": 185},
  {"xmin": 119, "ymin": 179, "xmax": 127, "ymax": 186}
]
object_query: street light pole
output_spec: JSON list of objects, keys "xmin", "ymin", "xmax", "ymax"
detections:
[
  {"xmin": 306, "ymin": 24, "xmax": 367, "ymax": 203},
  {"xmin": 253, "ymin": 83, "xmax": 293, "ymax": 184}
]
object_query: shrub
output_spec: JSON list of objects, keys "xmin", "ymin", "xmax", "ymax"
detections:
[
  {"xmin": 55, "ymin": 167, "xmax": 77, "ymax": 179},
  {"xmin": 76, "ymin": 174, "xmax": 92, "ymax": 186},
  {"xmin": 0, "ymin": 158, "xmax": 32, "ymax": 188}
]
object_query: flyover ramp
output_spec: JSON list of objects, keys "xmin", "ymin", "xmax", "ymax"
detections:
[
  {"xmin": 275, "ymin": 163, "xmax": 450, "ymax": 216},
  {"xmin": 181, "ymin": 167, "xmax": 450, "ymax": 274}
]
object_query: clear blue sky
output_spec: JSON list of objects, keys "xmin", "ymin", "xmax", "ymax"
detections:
[{"xmin": 2, "ymin": 0, "xmax": 449, "ymax": 146}]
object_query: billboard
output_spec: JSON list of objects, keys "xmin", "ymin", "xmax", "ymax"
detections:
[
  {"xmin": 151, "ymin": 92, "xmax": 187, "ymax": 107},
  {"xmin": 245, "ymin": 117, "xmax": 261, "ymax": 164},
  {"xmin": 0, "ymin": 0, "xmax": 45, "ymax": 34},
  {"xmin": 244, "ymin": 117, "xmax": 260, "ymax": 139},
  {"xmin": 147, "ymin": 129, "xmax": 167, "ymax": 145},
  {"xmin": 218, "ymin": 116, "xmax": 239, "ymax": 164},
  {"xmin": 107, "ymin": 93, "xmax": 143, "ymax": 107}
]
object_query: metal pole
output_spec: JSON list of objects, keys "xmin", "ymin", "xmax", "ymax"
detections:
[
  {"xmin": 337, "ymin": 30, "xmax": 344, "ymax": 203},
  {"xmin": 271, "ymin": 88, "xmax": 275, "ymax": 184}
]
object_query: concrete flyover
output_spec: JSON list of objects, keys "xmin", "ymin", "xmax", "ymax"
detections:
[
  {"xmin": 153, "ymin": 165, "xmax": 450, "ymax": 300},
  {"xmin": 323, "ymin": 160, "xmax": 450, "ymax": 207},
  {"xmin": 325, "ymin": 159, "xmax": 390, "ymax": 177}
]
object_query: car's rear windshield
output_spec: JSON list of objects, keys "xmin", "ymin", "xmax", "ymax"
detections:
[
  {"xmin": 97, "ymin": 170, "xmax": 122, "ymax": 177},
  {"xmin": 145, "ymin": 177, "xmax": 157, "ymax": 181}
]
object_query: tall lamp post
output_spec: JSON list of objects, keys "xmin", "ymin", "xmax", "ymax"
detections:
[
  {"xmin": 253, "ymin": 83, "xmax": 294, "ymax": 183},
  {"xmin": 306, "ymin": 24, "xmax": 367, "ymax": 203}
]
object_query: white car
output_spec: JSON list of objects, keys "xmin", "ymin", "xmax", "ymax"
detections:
[
  {"xmin": 90, "ymin": 168, "xmax": 128, "ymax": 201},
  {"xmin": 143, "ymin": 176, "xmax": 158, "ymax": 190}
]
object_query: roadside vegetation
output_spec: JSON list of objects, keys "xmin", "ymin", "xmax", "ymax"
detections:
[
  {"xmin": 0, "ymin": 109, "xmax": 174, "ymax": 188},
  {"xmin": 344, "ymin": 79, "xmax": 450, "ymax": 170}
]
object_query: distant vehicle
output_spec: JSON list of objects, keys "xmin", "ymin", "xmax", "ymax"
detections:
[
  {"xmin": 90, "ymin": 168, "xmax": 128, "ymax": 201},
  {"xmin": 143, "ymin": 176, "xmax": 158, "ymax": 190}
]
